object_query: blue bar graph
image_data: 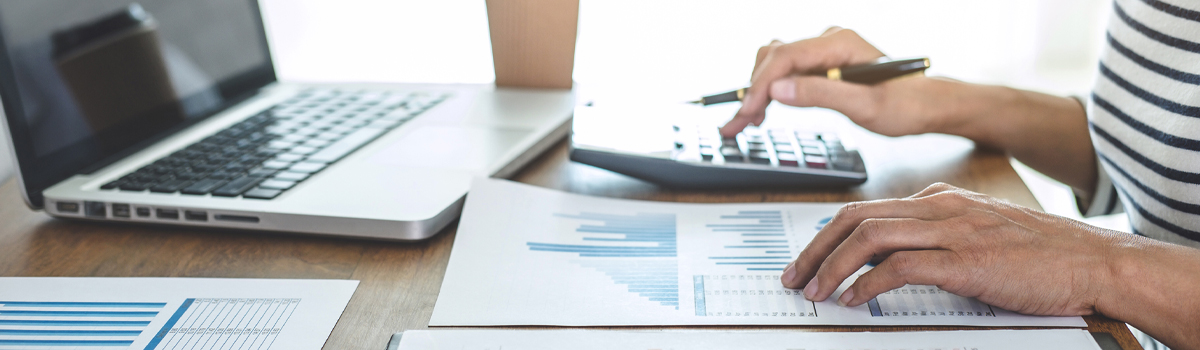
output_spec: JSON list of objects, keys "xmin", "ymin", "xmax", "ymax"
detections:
[
  {"xmin": 0, "ymin": 300, "xmax": 163, "ymax": 347},
  {"xmin": 707, "ymin": 210, "xmax": 791, "ymax": 271},
  {"xmin": 530, "ymin": 212, "xmax": 680, "ymax": 309},
  {"xmin": 528, "ymin": 212, "xmax": 676, "ymax": 258}
]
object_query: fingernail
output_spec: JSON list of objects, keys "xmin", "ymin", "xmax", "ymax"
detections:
[
  {"xmin": 837, "ymin": 288, "xmax": 855, "ymax": 307},
  {"xmin": 770, "ymin": 79, "xmax": 795, "ymax": 103},
  {"xmin": 782, "ymin": 262, "xmax": 797, "ymax": 286},
  {"xmin": 803, "ymin": 277, "xmax": 819, "ymax": 300}
]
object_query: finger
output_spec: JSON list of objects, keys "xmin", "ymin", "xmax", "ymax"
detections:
[
  {"xmin": 908, "ymin": 182, "xmax": 959, "ymax": 199},
  {"xmin": 806, "ymin": 218, "xmax": 956, "ymax": 301},
  {"xmin": 720, "ymin": 98, "xmax": 765, "ymax": 137},
  {"xmin": 820, "ymin": 26, "xmax": 844, "ymax": 37},
  {"xmin": 838, "ymin": 250, "xmax": 962, "ymax": 307},
  {"xmin": 767, "ymin": 76, "xmax": 880, "ymax": 118},
  {"xmin": 735, "ymin": 30, "xmax": 883, "ymax": 135},
  {"xmin": 752, "ymin": 40, "xmax": 786, "ymax": 79},
  {"xmin": 782, "ymin": 198, "xmax": 967, "ymax": 289}
]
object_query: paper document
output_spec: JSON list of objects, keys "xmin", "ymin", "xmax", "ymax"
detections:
[
  {"xmin": 430, "ymin": 179, "xmax": 1085, "ymax": 327},
  {"xmin": 393, "ymin": 329, "xmax": 1102, "ymax": 350},
  {"xmin": 0, "ymin": 278, "xmax": 357, "ymax": 350}
]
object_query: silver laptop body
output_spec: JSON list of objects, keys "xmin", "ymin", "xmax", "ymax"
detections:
[{"xmin": 0, "ymin": 1, "xmax": 573, "ymax": 240}]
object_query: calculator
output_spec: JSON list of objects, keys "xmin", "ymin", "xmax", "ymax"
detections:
[{"xmin": 569, "ymin": 105, "xmax": 867, "ymax": 188}]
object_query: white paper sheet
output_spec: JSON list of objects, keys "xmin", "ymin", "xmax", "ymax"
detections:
[
  {"xmin": 0, "ymin": 277, "xmax": 357, "ymax": 350},
  {"xmin": 394, "ymin": 329, "xmax": 1102, "ymax": 350},
  {"xmin": 430, "ymin": 178, "xmax": 1086, "ymax": 327}
]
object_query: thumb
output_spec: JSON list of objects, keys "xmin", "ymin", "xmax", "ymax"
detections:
[{"xmin": 769, "ymin": 76, "xmax": 880, "ymax": 120}]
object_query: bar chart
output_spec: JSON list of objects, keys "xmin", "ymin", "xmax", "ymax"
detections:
[
  {"xmin": 0, "ymin": 301, "xmax": 162, "ymax": 348},
  {"xmin": 703, "ymin": 210, "xmax": 795, "ymax": 272},
  {"xmin": 527, "ymin": 212, "xmax": 680, "ymax": 309},
  {"xmin": 0, "ymin": 298, "xmax": 301, "ymax": 349}
]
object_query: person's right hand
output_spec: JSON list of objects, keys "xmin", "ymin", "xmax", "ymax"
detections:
[{"xmin": 721, "ymin": 27, "xmax": 963, "ymax": 138}]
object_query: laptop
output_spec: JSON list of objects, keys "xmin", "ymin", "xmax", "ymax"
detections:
[{"xmin": 0, "ymin": 0, "xmax": 575, "ymax": 240}]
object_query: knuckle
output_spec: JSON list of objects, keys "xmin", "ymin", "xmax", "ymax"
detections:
[
  {"xmin": 852, "ymin": 219, "xmax": 885, "ymax": 247},
  {"xmin": 888, "ymin": 252, "xmax": 920, "ymax": 279},
  {"xmin": 928, "ymin": 182, "xmax": 955, "ymax": 192},
  {"xmin": 835, "ymin": 201, "xmax": 867, "ymax": 221}
]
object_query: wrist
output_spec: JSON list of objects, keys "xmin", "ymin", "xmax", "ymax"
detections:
[
  {"xmin": 925, "ymin": 80, "xmax": 1019, "ymax": 147},
  {"xmin": 1091, "ymin": 233, "xmax": 1141, "ymax": 319}
]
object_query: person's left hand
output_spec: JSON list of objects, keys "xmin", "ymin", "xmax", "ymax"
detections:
[{"xmin": 781, "ymin": 182, "xmax": 1135, "ymax": 316}]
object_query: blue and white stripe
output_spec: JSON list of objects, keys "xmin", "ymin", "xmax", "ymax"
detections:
[
  {"xmin": 1086, "ymin": 0, "xmax": 1200, "ymax": 247},
  {"xmin": 0, "ymin": 301, "xmax": 163, "ymax": 349}
]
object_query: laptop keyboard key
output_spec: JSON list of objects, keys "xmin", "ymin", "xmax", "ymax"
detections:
[
  {"xmin": 273, "ymin": 172, "xmax": 310, "ymax": 182},
  {"xmin": 289, "ymin": 146, "xmax": 319, "ymax": 155},
  {"xmin": 306, "ymin": 127, "xmax": 385, "ymax": 163},
  {"xmin": 119, "ymin": 182, "xmax": 150, "ymax": 191},
  {"xmin": 181, "ymin": 179, "xmax": 228, "ymax": 195},
  {"xmin": 288, "ymin": 162, "xmax": 327, "ymax": 173},
  {"xmin": 211, "ymin": 175, "xmax": 266, "ymax": 197},
  {"xmin": 262, "ymin": 160, "xmax": 293, "ymax": 170},
  {"xmin": 150, "ymin": 180, "xmax": 191, "ymax": 193},
  {"xmin": 243, "ymin": 188, "xmax": 283, "ymax": 200},
  {"xmin": 258, "ymin": 179, "xmax": 297, "ymax": 190}
]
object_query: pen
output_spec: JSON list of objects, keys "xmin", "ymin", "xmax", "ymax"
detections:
[{"xmin": 687, "ymin": 57, "xmax": 930, "ymax": 106}]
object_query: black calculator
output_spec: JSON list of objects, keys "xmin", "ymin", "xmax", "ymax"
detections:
[{"xmin": 569, "ymin": 105, "xmax": 867, "ymax": 188}]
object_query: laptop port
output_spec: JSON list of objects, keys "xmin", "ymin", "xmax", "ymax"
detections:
[
  {"xmin": 214, "ymin": 214, "xmax": 259, "ymax": 223},
  {"xmin": 184, "ymin": 211, "xmax": 208, "ymax": 221},
  {"xmin": 155, "ymin": 209, "xmax": 179, "ymax": 220},
  {"xmin": 136, "ymin": 207, "xmax": 151, "ymax": 217},
  {"xmin": 84, "ymin": 201, "xmax": 106, "ymax": 217},
  {"xmin": 111, "ymin": 204, "xmax": 131, "ymax": 218},
  {"xmin": 55, "ymin": 202, "xmax": 80, "ymax": 213}
]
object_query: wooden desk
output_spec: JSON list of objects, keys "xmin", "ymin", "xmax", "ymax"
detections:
[{"xmin": 0, "ymin": 132, "xmax": 1139, "ymax": 349}]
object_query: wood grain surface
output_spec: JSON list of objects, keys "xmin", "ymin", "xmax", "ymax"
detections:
[{"xmin": 0, "ymin": 133, "xmax": 1140, "ymax": 350}]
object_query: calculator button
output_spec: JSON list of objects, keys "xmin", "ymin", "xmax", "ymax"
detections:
[
  {"xmin": 748, "ymin": 151, "xmax": 771, "ymax": 164},
  {"xmin": 800, "ymin": 139, "xmax": 824, "ymax": 148},
  {"xmin": 802, "ymin": 146, "xmax": 825, "ymax": 155},
  {"xmin": 722, "ymin": 138, "xmax": 738, "ymax": 147},
  {"xmin": 699, "ymin": 146, "xmax": 714, "ymax": 156},
  {"xmin": 795, "ymin": 131, "xmax": 819, "ymax": 140},
  {"xmin": 747, "ymin": 142, "xmax": 767, "ymax": 151},
  {"xmin": 721, "ymin": 147, "xmax": 744, "ymax": 162},
  {"xmin": 777, "ymin": 152, "xmax": 800, "ymax": 166},
  {"xmin": 805, "ymin": 155, "xmax": 828, "ymax": 169},
  {"xmin": 774, "ymin": 143, "xmax": 794, "ymax": 152}
]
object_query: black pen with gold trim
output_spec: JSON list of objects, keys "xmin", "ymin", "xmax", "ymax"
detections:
[{"xmin": 688, "ymin": 57, "xmax": 930, "ymax": 106}]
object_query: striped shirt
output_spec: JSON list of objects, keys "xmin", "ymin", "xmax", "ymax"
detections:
[{"xmin": 1084, "ymin": 0, "xmax": 1200, "ymax": 248}]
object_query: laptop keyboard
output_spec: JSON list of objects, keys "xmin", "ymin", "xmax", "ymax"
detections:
[{"xmin": 100, "ymin": 88, "xmax": 447, "ymax": 199}]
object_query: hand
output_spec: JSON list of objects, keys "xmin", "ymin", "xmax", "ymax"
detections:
[
  {"xmin": 721, "ymin": 27, "xmax": 957, "ymax": 138},
  {"xmin": 781, "ymin": 182, "xmax": 1131, "ymax": 316}
]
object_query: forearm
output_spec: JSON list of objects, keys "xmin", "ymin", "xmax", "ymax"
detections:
[
  {"xmin": 930, "ymin": 80, "xmax": 1098, "ymax": 196},
  {"xmin": 1098, "ymin": 236, "xmax": 1200, "ymax": 349}
]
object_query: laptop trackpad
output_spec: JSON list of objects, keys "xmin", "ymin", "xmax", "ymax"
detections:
[{"xmin": 369, "ymin": 126, "xmax": 532, "ymax": 172}]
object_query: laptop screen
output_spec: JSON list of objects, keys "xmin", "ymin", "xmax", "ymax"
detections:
[{"xmin": 0, "ymin": 0, "xmax": 275, "ymax": 207}]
